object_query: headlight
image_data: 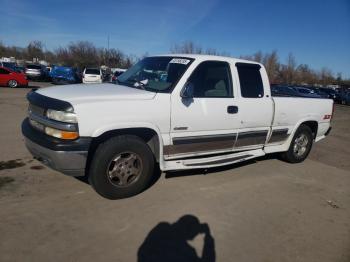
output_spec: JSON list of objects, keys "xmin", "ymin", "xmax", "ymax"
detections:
[
  {"xmin": 45, "ymin": 126, "xmax": 79, "ymax": 140},
  {"xmin": 46, "ymin": 109, "xmax": 77, "ymax": 123}
]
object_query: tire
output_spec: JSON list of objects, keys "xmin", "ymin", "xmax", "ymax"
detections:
[
  {"xmin": 280, "ymin": 125, "xmax": 313, "ymax": 163},
  {"xmin": 88, "ymin": 135, "xmax": 155, "ymax": 199},
  {"xmin": 8, "ymin": 80, "xmax": 18, "ymax": 88}
]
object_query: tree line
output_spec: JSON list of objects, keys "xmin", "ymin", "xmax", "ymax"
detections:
[
  {"xmin": 0, "ymin": 40, "xmax": 136, "ymax": 69},
  {"xmin": 1, "ymin": 40, "xmax": 348, "ymax": 86},
  {"xmin": 171, "ymin": 41, "xmax": 349, "ymax": 86}
]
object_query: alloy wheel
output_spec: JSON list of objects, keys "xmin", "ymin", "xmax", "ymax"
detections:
[{"xmin": 107, "ymin": 152, "xmax": 143, "ymax": 187}]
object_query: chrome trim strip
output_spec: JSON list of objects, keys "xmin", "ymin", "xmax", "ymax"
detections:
[
  {"xmin": 268, "ymin": 128, "xmax": 289, "ymax": 143},
  {"xmin": 164, "ymin": 133, "xmax": 237, "ymax": 157},
  {"xmin": 234, "ymin": 130, "xmax": 268, "ymax": 147},
  {"xmin": 173, "ymin": 133, "xmax": 236, "ymax": 145},
  {"xmin": 29, "ymin": 112, "xmax": 78, "ymax": 132}
]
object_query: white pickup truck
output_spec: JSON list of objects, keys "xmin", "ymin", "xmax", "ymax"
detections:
[{"xmin": 22, "ymin": 54, "xmax": 333, "ymax": 199}]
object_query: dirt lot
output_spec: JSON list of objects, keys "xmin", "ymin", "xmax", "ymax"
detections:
[{"xmin": 0, "ymin": 83, "xmax": 349, "ymax": 262}]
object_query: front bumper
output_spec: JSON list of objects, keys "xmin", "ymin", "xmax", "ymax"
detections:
[
  {"xmin": 25, "ymin": 138, "xmax": 88, "ymax": 176},
  {"xmin": 22, "ymin": 118, "xmax": 91, "ymax": 176},
  {"xmin": 83, "ymin": 79, "xmax": 102, "ymax": 84}
]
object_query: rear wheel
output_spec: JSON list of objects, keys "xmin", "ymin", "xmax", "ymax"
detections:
[
  {"xmin": 8, "ymin": 80, "xmax": 18, "ymax": 88},
  {"xmin": 88, "ymin": 135, "xmax": 155, "ymax": 199},
  {"xmin": 281, "ymin": 125, "xmax": 313, "ymax": 163}
]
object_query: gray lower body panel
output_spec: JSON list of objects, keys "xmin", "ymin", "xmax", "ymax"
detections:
[
  {"xmin": 234, "ymin": 130, "xmax": 268, "ymax": 147},
  {"xmin": 268, "ymin": 129, "xmax": 290, "ymax": 143},
  {"xmin": 25, "ymin": 138, "xmax": 87, "ymax": 176},
  {"xmin": 164, "ymin": 134, "xmax": 236, "ymax": 156}
]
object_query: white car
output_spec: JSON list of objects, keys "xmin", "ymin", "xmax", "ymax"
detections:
[
  {"xmin": 82, "ymin": 68, "xmax": 103, "ymax": 84},
  {"xmin": 22, "ymin": 54, "xmax": 333, "ymax": 199}
]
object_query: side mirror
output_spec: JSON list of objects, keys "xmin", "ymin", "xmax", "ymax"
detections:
[{"xmin": 181, "ymin": 82, "xmax": 194, "ymax": 98}]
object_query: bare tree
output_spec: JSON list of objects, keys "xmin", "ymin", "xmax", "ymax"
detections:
[
  {"xmin": 170, "ymin": 41, "xmax": 203, "ymax": 54},
  {"xmin": 319, "ymin": 67, "xmax": 335, "ymax": 86},
  {"xmin": 278, "ymin": 53, "xmax": 297, "ymax": 84},
  {"xmin": 0, "ymin": 39, "xmax": 347, "ymax": 85},
  {"xmin": 263, "ymin": 50, "xmax": 279, "ymax": 84},
  {"xmin": 295, "ymin": 64, "xmax": 315, "ymax": 85},
  {"xmin": 26, "ymin": 41, "xmax": 44, "ymax": 61}
]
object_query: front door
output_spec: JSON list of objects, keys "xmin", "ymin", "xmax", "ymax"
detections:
[{"xmin": 167, "ymin": 61, "xmax": 240, "ymax": 159}]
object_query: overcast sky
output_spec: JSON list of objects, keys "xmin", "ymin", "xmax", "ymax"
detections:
[{"xmin": 0, "ymin": 0, "xmax": 349, "ymax": 77}]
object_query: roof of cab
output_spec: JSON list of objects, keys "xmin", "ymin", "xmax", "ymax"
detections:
[{"xmin": 155, "ymin": 53, "xmax": 262, "ymax": 66}]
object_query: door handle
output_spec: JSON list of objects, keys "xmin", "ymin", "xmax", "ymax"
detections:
[{"xmin": 227, "ymin": 106, "xmax": 238, "ymax": 114}]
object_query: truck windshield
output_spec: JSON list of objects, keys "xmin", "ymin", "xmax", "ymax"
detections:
[{"xmin": 117, "ymin": 56, "xmax": 194, "ymax": 93}]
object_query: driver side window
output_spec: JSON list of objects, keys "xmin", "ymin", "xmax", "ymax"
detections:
[{"xmin": 188, "ymin": 61, "xmax": 233, "ymax": 98}]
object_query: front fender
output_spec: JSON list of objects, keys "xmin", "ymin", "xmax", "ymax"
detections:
[{"xmin": 91, "ymin": 122, "xmax": 168, "ymax": 169}]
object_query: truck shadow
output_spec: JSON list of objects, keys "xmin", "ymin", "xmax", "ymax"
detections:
[
  {"xmin": 74, "ymin": 154, "xmax": 279, "ymax": 188},
  {"xmin": 74, "ymin": 164, "xmax": 162, "ymax": 188},
  {"xmin": 138, "ymin": 214, "xmax": 216, "ymax": 262}
]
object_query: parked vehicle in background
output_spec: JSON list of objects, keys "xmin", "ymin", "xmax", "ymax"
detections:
[
  {"xmin": 0, "ymin": 61, "xmax": 17, "ymax": 71},
  {"xmin": 272, "ymin": 85, "xmax": 323, "ymax": 98},
  {"xmin": 82, "ymin": 68, "xmax": 103, "ymax": 83},
  {"xmin": 0, "ymin": 66, "xmax": 28, "ymax": 87},
  {"xmin": 309, "ymin": 87, "xmax": 329, "ymax": 98},
  {"xmin": 101, "ymin": 69, "xmax": 111, "ymax": 82},
  {"xmin": 15, "ymin": 65, "xmax": 25, "ymax": 73},
  {"xmin": 271, "ymin": 85, "xmax": 299, "ymax": 97},
  {"xmin": 111, "ymin": 70, "xmax": 125, "ymax": 83},
  {"xmin": 293, "ymin": 86, "xmax": 322, "ymax": 98},
  {"xmin": 318, "ymin": 87, "xmax": 342, "ymax": 103},
  {"xmin": 51, "ymin": 66, "xmax": 81, "ymax": 84},
  {"xmin": 22, "ymin": 54, "xmax": 333, "ymax": 199},
  {"xmin": 340, "ymin": 91, "xmax": 350, "ymax": 105},
  {"xmin": 0, "ymin": 62, "xmax": 25, "ymax": 73},
  {"xmin": 25, "ymin": 64, "xmax": 49, "ymax": 80}
]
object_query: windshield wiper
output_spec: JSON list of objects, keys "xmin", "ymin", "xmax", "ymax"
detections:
[
  {"xmin": 117, "ymin": 79, "xmax": 158, "ymax": 93},
  {"xmin": 122, "ymin": 79, "xmax": 150, "ymax": 90}
]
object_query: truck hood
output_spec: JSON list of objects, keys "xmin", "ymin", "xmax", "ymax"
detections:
[{"xmin": 36, "ymin": 83, "xmax": 157, "ymax": 104}]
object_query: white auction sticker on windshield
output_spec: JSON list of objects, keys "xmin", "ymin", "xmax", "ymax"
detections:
[{"xmin": 169, "ymin": 58, "xmax": 191, "ymax": 65}]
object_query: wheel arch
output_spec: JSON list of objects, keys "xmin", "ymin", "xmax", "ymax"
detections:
[
  {"xmin": 297, "ymin": 120, "xmax": 318, "ymax": 139},
  {"xmin": 86, "ymin": 126, "xmax": 164, "ymax": 176},
  {"xmin": 264, "ymin": 118, "xmax": 319, "ymax": 154}
]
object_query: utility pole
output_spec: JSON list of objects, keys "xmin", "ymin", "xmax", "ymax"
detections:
[{"xmin": 107, "ymin": 34, "xmax": 110, "ymax": 67}]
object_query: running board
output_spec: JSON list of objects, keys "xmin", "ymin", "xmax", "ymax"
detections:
[
  {"xmin": 162, "ymin": 149, "xmax": 265, "ymax": 171},
  {"xmin": 184, "ymin": 154, "xmax": 252, "ymax": 166}
]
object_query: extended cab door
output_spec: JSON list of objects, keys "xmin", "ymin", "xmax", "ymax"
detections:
[
  {"xmin": 167, "ymin": 60, "xmax": 241, "ymax": 159},
  {"xmin": 232, "ymin": 63, "xmax": 273, "ymax": 149}
]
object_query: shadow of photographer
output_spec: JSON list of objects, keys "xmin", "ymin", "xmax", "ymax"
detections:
[{"xmin": 138, "ymin": 215, "xmax": 215, "ymax": 262}]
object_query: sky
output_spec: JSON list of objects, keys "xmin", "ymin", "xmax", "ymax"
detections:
[{"xmin": 0, "ymin": 0, "xmax": 349, "ymax": 77}]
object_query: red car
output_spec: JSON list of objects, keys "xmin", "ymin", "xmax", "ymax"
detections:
[{"xmin": 0, "ymin": 66, "xmax": 28, "ymax": 88}]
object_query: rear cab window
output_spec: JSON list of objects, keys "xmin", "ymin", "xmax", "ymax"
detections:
[
  {"xmin": 85, "ymin": 69, "xmax": 100, "ymax": 75},
  {"xmin": 27, "ymin": 65, "xmax": 42, "ymax": 70},
  {"xmin": 236, "ymin": 63, "xmax": 264, "ymax": 98}
]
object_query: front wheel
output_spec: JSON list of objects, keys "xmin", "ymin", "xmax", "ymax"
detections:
[
  {"xmin": 8, "ymin": 80, "xmax": 18, "ymax": 88},
  {"xmin": 88, "ymin": 135, "xmax": 155, "ymax": 199},
  {"xmin": 281, "ymin": 125, "xmax": 313, "ymax": 163}
]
